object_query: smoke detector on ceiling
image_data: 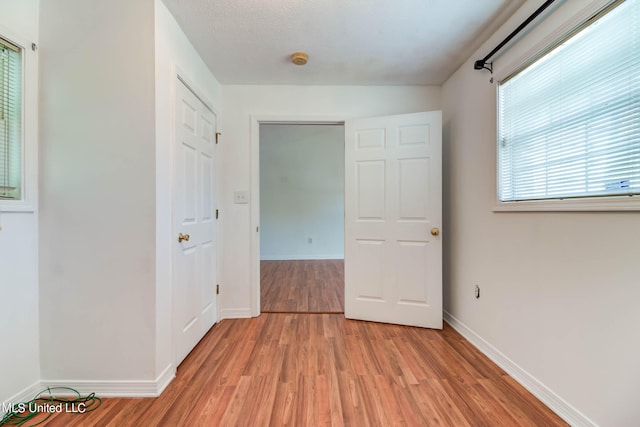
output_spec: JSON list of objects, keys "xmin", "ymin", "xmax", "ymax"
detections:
[{"xmin": 291, "ymin": 52, "xmax": 308, "ymax": 66}]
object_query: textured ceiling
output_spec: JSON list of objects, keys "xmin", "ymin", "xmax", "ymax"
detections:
[{"xmin": 161, "ymin": 0, "xmax": 526, "ymax": 85}]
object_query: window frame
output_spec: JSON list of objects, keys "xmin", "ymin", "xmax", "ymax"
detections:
[
  {"xmin": 493, "ymin": 0, "xmax": 640, "ymax": 212},
  {"xmin": 0, "ymin": 25, "xmax": 37, "ymax": 212}
]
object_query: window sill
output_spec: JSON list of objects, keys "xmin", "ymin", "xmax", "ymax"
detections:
[
  {"xmin": 494, "ymin": 196, "xmax": 640, "ymax": 212},
  {"xmin": 0, "ymin": 199, "xmax": 36, "ymax": 213}
]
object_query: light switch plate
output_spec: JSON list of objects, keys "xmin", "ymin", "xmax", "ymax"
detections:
[{"xmin": 234, "ymin": 190, "xmax": 249, "ymax": 204}]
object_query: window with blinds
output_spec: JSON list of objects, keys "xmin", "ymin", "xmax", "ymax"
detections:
[
  {"xmin": 498, "ymin": 0, "xmax": 640, "ymax": 203},
  {"xmin": 0, "ymin": 37, "xmax": 22, "ymax": 200}
]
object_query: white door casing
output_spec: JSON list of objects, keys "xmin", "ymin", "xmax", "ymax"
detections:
[
  {"xmin": 173, "ymin": 78, "xmax": 218, "ymax": 366},
  {"xmin": 345, "ymin": 111, "xmax": 442, "ymax": 329}
]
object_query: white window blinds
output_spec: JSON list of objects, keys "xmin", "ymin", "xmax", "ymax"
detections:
[
  {"xmin": 498, "ymin": 0, "xmax": 640, "ymax": 202},
  {"xmin": 0, "ymin": 37, "xmax": 22, "ymax": 200}
]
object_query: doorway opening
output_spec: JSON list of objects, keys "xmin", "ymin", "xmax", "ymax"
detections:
[
  {"xmin": 250, "ymin": 111, "xmax": 443, "ymax": 328},
  {"xmin": 258, "ymin": 123, "xmax": 345, "ymax": 314}
]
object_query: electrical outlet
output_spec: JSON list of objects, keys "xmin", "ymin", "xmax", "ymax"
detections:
[{"xmin": 474, "ymin": 285, "xmax": 480, "ymax": 299}]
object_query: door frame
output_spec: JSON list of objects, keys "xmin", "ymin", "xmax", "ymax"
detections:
[
  {"xmin": 249, "ymin": 115, "xmax": 345, "ymax": 317},
  {"xmin": 171, "ymin": 69, "xmax": 221, "ymax": 367}
]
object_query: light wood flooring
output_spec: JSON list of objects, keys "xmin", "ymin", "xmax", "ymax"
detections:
[
  {"xmin": 261, "ymin": 260, "xmax": 344, "ymax": 313},
  {"xmin": 33, "ymin": 313, "xmax": 566, "ymax": 426}
]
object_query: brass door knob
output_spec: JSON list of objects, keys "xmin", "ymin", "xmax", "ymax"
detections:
[
  {"xmin": 430, "ymin": 228, "xmax": 440, "ymax": 236},
  {"xmin": 178, "ymin": 233, "xmax": 190, "ymax": 243}
]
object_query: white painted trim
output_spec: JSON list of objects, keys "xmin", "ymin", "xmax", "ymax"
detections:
[
  {"xmin": 220, "ymin": 308, "xmax": 253, "ymax": 319},
  {"xmin": 39, "ymin": 379, "xmax": 162, "ymax": 398},
  {"xmin": 260, "ymin": 254, "xmax": 344, "ymax": 261},
  {"xmin": 250, "ymin": 115, "xmax": 346, "ymax": 319},
  {"xmin": 0, "ymin": 23, "xmax": 38, "ymax": 212},
  {"xmin": 494, "ymin": 196, "xmax": 640, "ymax": 212},
  {"xmin": 3, "ymin": 369, "xmax": 175, "ymax": 407},
  {"xmin": 155, "ymin": 58, "xmax": 178, "ymax": 407},
  {"xmin": 443, "ymin": 311, "xmax": 599, "ymax": 427},
  {"xmin": 177, "ymin": 75, "xmax": 215, "ymax": 115},
  {"xmin": 169, "ymin": 62, "xmax": 180, "ymax": 378},
  {"xmin": 154, "ymin": 363, "xmax": 175, "ymax": 396},
  {"xmin": 250, "ymin": 116, "xmax": 260, "ymax": 318},
  {"xmin": 1, "ymin": 381, "xmax": 41, "ymax": 416}
]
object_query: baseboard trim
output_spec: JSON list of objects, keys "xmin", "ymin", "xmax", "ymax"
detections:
[
  {"xmin": 260, "ymin": 255, "xmax": 344, "ymax": 261},
  {"xmin": 6, "ymin": 365, "xmax": 175, "ymax": 404},
  {"xmin": 39, "ymin": 378, "xmax": 162, "ymax": 398},
  {"xmin": 1, "ymin": 381, "xmax": 42, "ymax": 416},
  {"xmin": 155, "ymin": 363, "xmax": 175, "ymax": 396},
  {"xmin": 2, "ymin": 366, "xmax": 177, "ymax": 409},
  {"xmin": 443, "ymin": 311, "xmax": 598, "ymax": 427},
  {"xmin": 220, "ymin": 308, "xmax": 253, "ymax": 319}
]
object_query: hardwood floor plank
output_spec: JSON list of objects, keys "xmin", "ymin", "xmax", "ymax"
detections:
[
  {"xmin": 439, "ymin": 378, "xmax": 492, "ymax": 427},
  {"xmin": 34, "ymin": 314, "xmax": 568, "ymax": 427},
  {"xmin": 325, "ymin": 343, "xmax": 346, "ymax": 426},
  {"xmin": 387, "ymin": 375, "xmax": 429, "ymax": 426},
  {"xmin": 336, "ymin": 370, "xmax": 372, "ymax": 426},
  {"xmin": 218, "ymin": 375, "xmax": 252, "ymax": 426},
  {"xmin": 440, "ymin": 324, "xmax": 507, "ymax": 380},
  {"xmin": 261, "ymin": 260, "xmax": 344, "ymax": 313},
  {"xmin": 233, "ymin": 375, "xmax": 278, "ymax": 427},
  {"xmin": 269, "ymin": 380, "xmax": 295, "ymax": 426},
  {"xmin": 357, "ymin": 375, "xmax": 394, "ymax": 426}
]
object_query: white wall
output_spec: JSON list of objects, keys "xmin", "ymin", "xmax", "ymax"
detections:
[
  {"xmin": 442, "ymin": 1, "xmax": 640, "ymax": 426},
  {"xmin": 260, "ymin": 124, "xmax": 344, "ymax": 260},
  {"xmin": 154, "ymin": 0, "xmax": 222, "ymax": 384},
  {"xmin": 39, "ymin": 0, "xmax": 157, "ymax": 385},
  {"xmin": 220, "ymin": 85, "xmax": 440, "ymax": 317},
  {"xmin": 0, "ymin": 0, "xmax": 41, "ymax": 409}
]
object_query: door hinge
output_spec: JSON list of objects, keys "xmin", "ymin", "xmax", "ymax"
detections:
[
  {"xmin": 215, "ymin": 132, "xmax": 221, "ymax": 144},
  {"xmin": 216, "ymin": 284, "xmax": 220, "ymax": 295},
  {"xmin": 216, "ymin": 209, "xmax": 219, "ymax": 219}
]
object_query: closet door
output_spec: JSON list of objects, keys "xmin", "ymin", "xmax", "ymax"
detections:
[{"xmin": 173, "ymin": 78, "xmax": 218, "ymax": 366}]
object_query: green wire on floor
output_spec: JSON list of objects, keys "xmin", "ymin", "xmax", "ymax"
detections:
[{"xmin": 1, "ymin": 387, "xmax": 101, "ymax": 426}]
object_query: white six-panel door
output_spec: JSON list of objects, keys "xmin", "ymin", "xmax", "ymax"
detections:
[
  {"xmin": 345, "ymin": 111, "xmax": 442, "ymax": 329},
  {"xmin": 174, "ymin": 79, "xmax": 218, "ymax": 366}
]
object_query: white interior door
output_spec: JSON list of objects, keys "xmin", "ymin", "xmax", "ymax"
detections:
[
  {"xmin": 173, "ymin": 78, "xmax": 218, "ymax": 366},
  {"xmin": 345, "ymin": 111, "xmax": 442, "ymax": 329}
]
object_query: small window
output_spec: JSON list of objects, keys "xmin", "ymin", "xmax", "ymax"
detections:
[
  {"xmin": 0, "ymin": 36, "xmax": 22, "ymax": 200},
  {"xmin": 497, "ymin": 0, "xmax": 640, "ymax": 204}
]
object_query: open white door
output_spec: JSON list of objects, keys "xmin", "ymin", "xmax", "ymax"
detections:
[
  {"xmin": 345, "ymin": 111, "xmax": 442, "ymax": 329},
  {"xmin": 173, "ymin": 78, "xmax": 218, "ymax": 366}
]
